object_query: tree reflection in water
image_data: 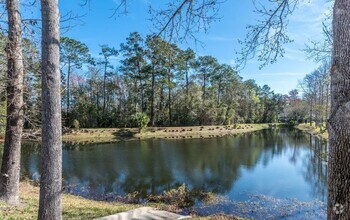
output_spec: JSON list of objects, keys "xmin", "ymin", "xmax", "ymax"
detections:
[{"xmin": 9, "ymin": 127, "xmax": 327, "ymax": 218}]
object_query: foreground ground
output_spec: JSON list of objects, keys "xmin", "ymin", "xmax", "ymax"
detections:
[
  {"xmin": 0, "ymin": 182, "xmax": 239, "ymax": 220},
  {"xmin": 0, "ymin": 182, "xmax": 140, "ymax": 219}
]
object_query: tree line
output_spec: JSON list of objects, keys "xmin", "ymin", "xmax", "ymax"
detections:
[
  {"xmin": 1, "ymin": 0, "xmax": 350, "ymax": 219},
  {"xmin": 5, "ymin": 32, "xmax": 285, "ymax": 130},
  {"xmin": 282, "ymin": 60, "xmax": 331, "ymax": 131}
]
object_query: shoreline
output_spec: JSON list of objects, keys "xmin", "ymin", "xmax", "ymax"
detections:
[
  {"xmin": 0, "ymin": 124, "xmax": 274, "ymax": 144},
  {"xmin": 0, "ymin": 181, "xmax": 241, "ymax": 220},
  {"xmin": 295, "ymin": 124, "xmax": 328, "ymax": 140},
  {"xmin": 61, "ymin": 124, "xmax": 271, "ymax": 144}
]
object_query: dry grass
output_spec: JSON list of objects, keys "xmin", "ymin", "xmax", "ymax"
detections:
[
  {"xmin": 62, "ymin": 128, "xmax": 139, "ymax": 143},
  {"xmin": 61, "ymin": 124, "xmax": 270, "ymax": 144},
  {"xmin": 140, "ymin": 124, "xmax": 269, "ymax": 140},
  {"xmin": 0, "ymin": 182, "xmax": 140, "ymax": 220},
  {"xmin": 0, "ymin": 182, "xmax": 244, "ymax": 220}
]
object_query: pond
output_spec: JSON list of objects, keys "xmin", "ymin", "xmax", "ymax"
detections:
[{"xmin": 0, "ymin": 127, "xmax": 327, "ymax": 219}]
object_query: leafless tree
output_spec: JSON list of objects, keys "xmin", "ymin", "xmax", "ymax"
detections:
[
  {"xmin": 304, "ymin": 12, "xmax": 333, "ymax": 62},
  {"xmin": 236, "ymin": 0, "xmax": 298, "ymax": 69},
  {"xmin": 150, "ymin": 0, "xmax": 225, "ymax": 43}
]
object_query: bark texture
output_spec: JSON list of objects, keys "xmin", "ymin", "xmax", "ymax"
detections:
[
  {"xmin": 327, "ymin": 0, "xmax": 350, "ymax": 218},
  {"xmin": 0, "ymin": 0, "xmax": 24, "ymax": 205},
  {"xmin": 38, "ymin": 0, "xmax": 62, "ymax": 219}
]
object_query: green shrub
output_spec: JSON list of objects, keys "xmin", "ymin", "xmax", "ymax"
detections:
[
  {"xmin": 72, "ymin": 119, "xmax": 80, "ymax": 129},
  {"xmin": 132, "ymin": 112, "xmax": 150, "ymax": 132},
  {"xmin": 288, "ymin": 120, "xmax": 298, "ymax": 126}
]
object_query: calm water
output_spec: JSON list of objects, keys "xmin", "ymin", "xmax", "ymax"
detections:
[{"xmin": 0, "ymin": 128, "xmax": 328, "ymax": 219}]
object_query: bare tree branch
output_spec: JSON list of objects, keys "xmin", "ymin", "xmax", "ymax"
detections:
[
  {"xmin": 235, "ymin": 0, "xmax": 298, "ymax": 69},
  {"xmin": 109, "ymin": 0, "xmax": 128, "ymax": 17},
  {"xmin": 150, "ymin": 0, "xmax": 225, "ymax": 43},
  {"xmin": 304, "ymin": 9, "xmax": 332, "ymax": 63}
]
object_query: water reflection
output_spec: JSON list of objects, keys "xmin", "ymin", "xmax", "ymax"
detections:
[
  {"xmin": 14, "ymin": 128, "xmax": 328, "ymax": 204},
  {"xmin": 1, "ymin": 128, "xmax": 328, "ymax": 217}
]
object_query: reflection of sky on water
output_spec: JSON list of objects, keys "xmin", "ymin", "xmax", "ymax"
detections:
[
  {"xmin": 231, "ymin": 148, "xmax": 319, "ymax": 202},
  {"xmin": 196, "ymin": 194, "xmax": 326, "ymax": 219},
  {"xmin": 1, "ymin": 127, "xmax": 327, "ymax": 218}
]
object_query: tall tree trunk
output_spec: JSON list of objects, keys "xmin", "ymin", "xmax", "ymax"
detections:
[
  {"xmin": 185, "ymin": 67, "xmax": 190, "ymax": 124},
  {"xmin": 96, "ymin": 83, "xmax": 99, "ymax": 109},
  {"xmin": 102, "ymin": 61, "xmax": 107, "ymax": 115},
  {"xmin": 325, "ymin": 80, "xmax": 329, "ymax": 122},
  {"xmin": 38, "ymin": 0, "xmax": 62, "ymax": 219},
  {"xmin": 159, "ymin": 84, "xmax": 164, "ymax": 124},
  {"xmin": 185, "ymin": 65, "xmax": 189, "ymax": 97},
  {"xmin": 217, "ymin": 80, "xmax": 222, "ymax": 106},
  {"xmin": 150, "ymin": 65, "xmax": 155, "ymax": 126},
  {"xmin": 65, "ymin": 60, "xmax": 71, "ymax": 127},
  {"xmin": 168, "ymin": 76, "xmax": 172, "ymax": 126},
  {"xmin": 116, "ymin": 74, "xmax": 123, "ymax": 126},
  {"xmin": 0, "ymin": 0, "xmax": 24, "ymax": 205},
  {"xmin": 314, "ymin": 91, "xmax": 319, "ymax": 127},
  {"xmin": 202, "ymin": 73, "xmax": 206, "ymax": 101},
  {"xmin": 139, "ymin": 78, "xmax": 144, "ymax": 113},
  {"xmin": 320, "ymin": 80, "xmax": 324, "ymax": 129},
  {"xmin": 327, "ymin": 0, "xmax": 350, "ymax": 218},
  {"xmin": 66, "ymin": 59, "xmax": 71, "ymax": 112},
  {"xmin": 133, "ymin": 80, "xmax": 138, "ymax": 112},
  {"xmin": 309, "ymin": 100, "xmax": 313, "ymax": 126}
]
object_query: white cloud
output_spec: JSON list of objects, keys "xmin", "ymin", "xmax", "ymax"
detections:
[
  {"xmin": 283, "ymin": 47, "xmax": 307, "ymax": 62},
  {"xmin": 288, "ymin": 0, "xmax": 332, "ymax": 43}
]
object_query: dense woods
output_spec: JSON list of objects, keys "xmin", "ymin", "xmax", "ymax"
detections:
[{"xmin": 1, "ymin": 32, "xmax": 285, "ymax": 132}]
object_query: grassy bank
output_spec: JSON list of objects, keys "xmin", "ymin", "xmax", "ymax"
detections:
[
  {"xmin": 0, "ymin": 124, "xmax": 272, "ymax": 144},
  {"xmin": 295, "ymin": 123, "xmax": 328, "ymax": 139},
  {"xmin": 0, "ymin": 182, "xmax": 141, "ymax": 219},
  {"xmin": 0, "ymin": 182, "xmax": 240, "ymax": 220},
  {"xmin": 61, "ymin": 124, "xmax": 271, "ymax": 143}
]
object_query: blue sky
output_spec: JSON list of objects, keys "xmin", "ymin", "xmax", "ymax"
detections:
[{"xmin": 58, "ymin": 0, "xmax": 331, "ymax": 94}]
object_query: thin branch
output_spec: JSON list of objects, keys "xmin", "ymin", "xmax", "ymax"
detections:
[{"xmin": 235, "ymin": 0, "xmax": 298, "ymax": 70}]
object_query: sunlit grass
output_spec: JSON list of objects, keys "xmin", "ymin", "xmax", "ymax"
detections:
[
  {"xmin": 61, "ymin": 124, "xmax": 271, "ymax": 144},
  {"xmin": 0, "ymin": 182, "xmax": 140, "ymax": 220},
  {"xmin": 0, "ymin": 182, "xmax": 242, "ymax": 219}
]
